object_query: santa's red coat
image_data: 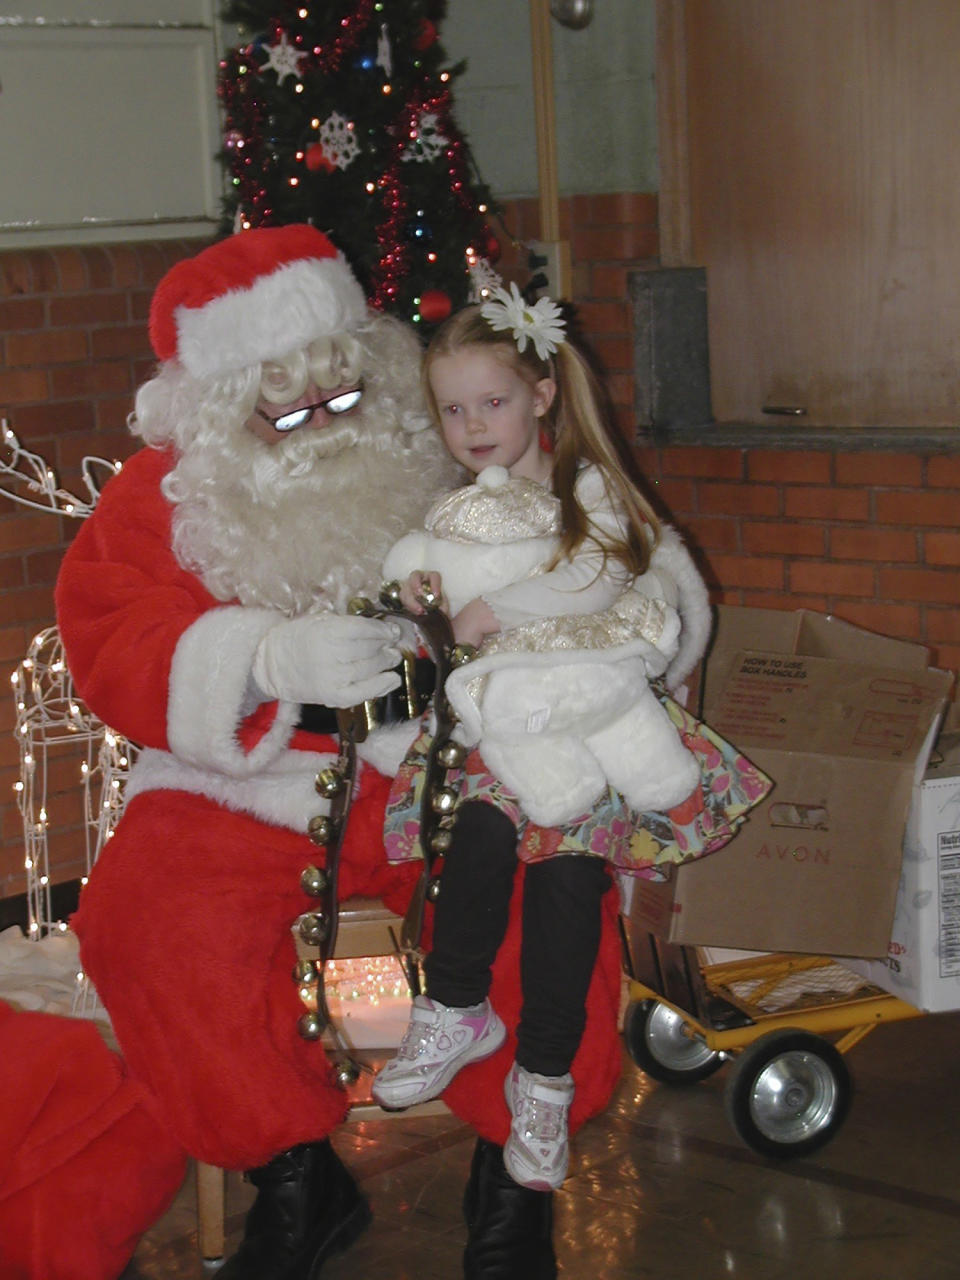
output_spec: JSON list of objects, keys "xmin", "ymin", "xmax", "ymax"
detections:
[{"xmin": 0, "ymin": 447, "xmax": 623, "ymax": 1279}]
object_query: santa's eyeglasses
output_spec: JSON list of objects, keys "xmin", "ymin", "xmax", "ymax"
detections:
[{"xmin": 256, "ymin": 385, "xmax": 364, "ymax": 433}]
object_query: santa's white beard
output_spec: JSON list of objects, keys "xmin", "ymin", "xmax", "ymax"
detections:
[{"xmin": 168, "ymin": 410, "xmax": 457, "ymax": 616}]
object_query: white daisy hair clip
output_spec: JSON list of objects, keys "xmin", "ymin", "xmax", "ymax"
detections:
[{"xmin": 480, "ymin": 281, "xmax": 566, "ymax": 361}]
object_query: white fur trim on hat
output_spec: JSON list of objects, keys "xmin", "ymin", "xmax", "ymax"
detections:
[{"xmin": 175, "ymin": 255, "xmax": 367, "ymax": 380}]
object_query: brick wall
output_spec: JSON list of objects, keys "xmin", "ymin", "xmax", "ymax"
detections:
[
  {"xmin": 0, "ymin": 238, "xmax": 210, "ymax": 897},
  {"xmin": 635, "ymin": 444, "xmax": 960, "ymax": 677}
]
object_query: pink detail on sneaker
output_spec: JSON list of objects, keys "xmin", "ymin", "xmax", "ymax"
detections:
[{"xmin": 371, "ymin": 996, "xmax": 507, "ymax": 1111}]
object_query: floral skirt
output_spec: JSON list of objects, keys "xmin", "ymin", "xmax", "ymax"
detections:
[{"xmin": 384, "ymin": 694, "xmax": 773, "ymax": 881}]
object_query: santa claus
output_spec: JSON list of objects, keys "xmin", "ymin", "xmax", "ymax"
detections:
[{"xmin": 0, "ymin": 226, "xmax": 625, "ymax": 1280}]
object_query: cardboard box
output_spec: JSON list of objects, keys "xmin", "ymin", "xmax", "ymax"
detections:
[
  {"xmin": 628, "ymin": 606, "xmax": 953, "ymax": 958},
  {"xmin": 844, "ymin": 728, "xmax": 960, "ymax": 1010}
]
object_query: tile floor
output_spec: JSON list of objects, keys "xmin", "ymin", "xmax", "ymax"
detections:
[{"xmin": 122, "ymin": 1003, "xmax": 960, "ymax": 1280}]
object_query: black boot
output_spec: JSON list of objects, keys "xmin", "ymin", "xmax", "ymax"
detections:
[
  {"xmin": 216, "ymin": 1140, "xmax": 371, "ymax": 1280},
  {"xmin": 462, "ymin": 1138, "xmax": 557, "ymax": 1280}
]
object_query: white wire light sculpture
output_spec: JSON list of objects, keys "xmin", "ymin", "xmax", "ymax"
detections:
[{"xmin": 2, "ymin": 419, "xmax": 131, "ymax": 1015}]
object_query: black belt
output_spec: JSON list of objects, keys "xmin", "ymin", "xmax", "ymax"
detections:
[{"xmin": 296, "ymin": 654, "xmax": 436, "ymax": 736}]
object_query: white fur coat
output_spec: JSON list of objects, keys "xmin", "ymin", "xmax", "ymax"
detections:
[{"xmin": 380, "ymin": 466, "xmax": 713, "ymax": 826}]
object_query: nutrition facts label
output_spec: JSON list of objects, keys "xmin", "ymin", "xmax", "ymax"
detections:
[{"xmin": 938, "ymin": 831, "xmax": 960, "ymax": 979}]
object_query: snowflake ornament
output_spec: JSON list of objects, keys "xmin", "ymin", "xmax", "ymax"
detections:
[
  {"xmin": 377, "ymin": 23, "xmax": 393, "ymax": 78},
  {"xmin": 264, "ymin": 31, "xmax": 308, "ymax": 84},
  {"xmin": 317, "ymin": 112, "xmax": 360, "ymax": 170},
  {"xmin": 481, "ymin": 282, "xmax": 566, "ymax": 360},
  {"xmin": 468, "ymin": 258, "xmax": 504, "ymax": 303},
  {"xmin": 402, "ymin": 111, "xmax": 449, "ymax": 164}
]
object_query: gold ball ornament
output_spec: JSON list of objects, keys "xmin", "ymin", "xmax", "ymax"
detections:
[
  {"xmin": 450, "ymin": 643, "xmax": 478, "ymax": 668},
  {"xmin": 379, "ymin": 580, "xmax": 404, "ymax": 610},
  {"xmin": 429, "ymin": 828, "xmax": 453, "ymax": 853},
  {"xmin": 347, "ymin": 596, "xmax": 376, "ymax": 616},
  {"xmin": 315, "ymin": 767, "xmax": 345, "ymax": 798},
  {"xmin": 426, "ymin": 876, "xmax": 442, "ymax": 902},
  {"xmin": 335, "ymin": 1060, "xmax": 361, "ymax": 1088},
  {"xmin": 307, "ymin": 815, "xmax": 335, "ymax": 847},
  {"xmin": 430, "ymin": 785, "xmax": 460, "ymax": 816},
  {"xmin": 293, "ymin": 958, "xmax": 319, "ymax": 985},
  {"xmin": 437, "ymin": 740, "xmax": 468, "ymax": 769},
  {"xmin": 300, "ymin": 863, "xmax": 329, "ymax": 896},
  {"xmin": 297, "ymin": 1011, "xmax": 325, "ymax": 1040},
  {"xmin": 298, "ymin": 912, "xmax": 330, "ymax": 946}
]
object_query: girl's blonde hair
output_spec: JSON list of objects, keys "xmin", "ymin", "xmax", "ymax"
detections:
[{"xmin": 422, "ymin": 304, "xmax": 661, "ymax": 575}]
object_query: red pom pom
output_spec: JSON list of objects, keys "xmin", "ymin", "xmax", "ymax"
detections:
[
  {"xmin": 415, "ymin": 19, "xmax": 438, "ymax": 50},
  {"xmin": 305, "ymin": 143, "xmax": 335, "ymax": 173},
  {"xmin": 419, "ymin": 289, "xmax": 452, "ymax": 323}
]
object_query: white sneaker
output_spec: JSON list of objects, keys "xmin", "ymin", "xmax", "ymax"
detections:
[
  {"xmin": 372, "ymin": 995, "xmax": 506, "ymax": 1110},
  {"xmin": 503, "ymin": 1062, "xmax": 574, "ymax": 1191}
]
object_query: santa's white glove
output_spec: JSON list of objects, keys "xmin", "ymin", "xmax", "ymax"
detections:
[{"xmin": 252, "ymin": 613, "xmax": 404, "ymax": 708}]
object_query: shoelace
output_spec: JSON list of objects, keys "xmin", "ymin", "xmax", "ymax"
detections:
[{"xmin": 518, "ymin": 1095, "xmax": 564, "ymax": 1140}]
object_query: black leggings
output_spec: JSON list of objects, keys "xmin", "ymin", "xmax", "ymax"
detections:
[{"xmin": 423, "ymin": 801, "xmax": 611, "ymax": 1078}]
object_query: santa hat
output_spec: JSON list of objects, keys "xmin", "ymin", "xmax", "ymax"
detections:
[{"xmin": 149, "ymin": 224, "xmax": 368, "ymax": 380}]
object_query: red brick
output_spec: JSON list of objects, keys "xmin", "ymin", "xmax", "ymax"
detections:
[
  {"xmin": 0, "ymin": 518, "xmax": 60, "ymax": 562},
  {"xmin": 790, "ymin": 561, "xmax": 875, "ymax": 597},
  {"xmin": 931, "ymin": 644, "xmax": 960, "ymax": 674},
  {"xmin": 573, "ymin": 225, "xmax": 656, "ymax": 263},
  {"xmin": 707, "ymin": 553, "xmax": 785, "ymax": 590},
  {"xmin": 95, "ymin": 395, "xmax": 139, "ymax": 431},
  {"xmin": 50, "ymin": 362, "xmax": 132, "ymax": 398},
  {"xmin": 926, "ymin": 609, "xmax": 960, "ymax": 644},
  {"xmin": 107, "ymin": 244, "xmax": 145, "ymax": 289},
  {"xmin": 0, "ymin": 297, "xmax": 45, "ymax": 332},
  {"xmin": 747, "ymin": 450, "xmax": 831, "ymax": 484},
  {"xmin": 85, "ymin": 247, "xmax": 116, "ymax": 290},
  {"xmin": 590, "ymin": 335, "xmax": 634, "ymax": 375},
  {"xmin": 877, "ymin": 567, "xmax": 960, "ymax": 604},
  {"xmin": 834, "ymin": 452, "xmax": 923, "ymax": 486},
  {"xmin": 831, "ymin": 601, "xmax": 922, "ymax": 641},
  {"xmin": 742, "ymin": 521, "xmax": 826, "ymax": 556},
  {"xmin": 684, "ymin": 516, "xmax": 740, "ymax": 552},
  {"xmin": 0, "ymin": 557, "xmax": 25, "ymax": 590},
  {"xmin": 576, "ymin": 300, "xmax": 630, "ymax": 335},
  {"xmin": 91, "ymin": 324, "xmax": 151, "ymax": 360},
  {"xmin": 661, "ymin": 447, "xmax": 744, "ymax": 480},
  {"xmin": 829, "ymin": 528, "xmax": 918, "ymax": 562},
  {"xmin": 590, "ymin": 264, "xmax": 629, "ymax": 298},
  {"xmin": 49, "ymin": 292, "xmax": 129, "ymax": 326},
  {"xmin": 53, "ymin": 248, "xmax": 90, "ymax": 292},
  {"xmin": 6, "ymin": 329, "xmax": 88, "ymax": 367},
  {"xmin": 925, "ymin": 531, "xmax": 960, "ymax": 566},
  {"xmin": 633, "ymin": 446, "xmax": 661, "ymax": 479},
  {"xmin": 0, "ymin": 585, "xmax": 55, "ymax": 623},
  {"xmin": 6, "ymin": 401, "xmax": 95, "ymax": 438},
  {"xmin": 698, "ymin": 481, "xmax": 780, "ymax": 517},
  {"xmin": 655, "ymin": 478, "xmax": 696, "ymax": 515},
  {"xmin": 0, "ymin": 369, "xmax": 50, "ymax": 404},
  {"xmin": 784, "ymin": 487, "xmax": 869, "ymax": 521},
  {"xmin": 0, "ymin": 253, "xmax": 33, "ymax": 298},
  {"xmin": 21, "ymin": 250, "xmax": 59, "ymax": 292},
  {"xmin": 741, "ymin": 591, "xmax": 826, "ymax": 612},
  {"xmin": 927, "ymin": 455, "xmax": 960, "ymax": 488},
  {"xmin": 588, "ymin": 192, "xmax": 657, "ymax": 225},
  {"xmin": 0, "ymin": 627, "xmax": 29, "ymax": 663},
  {"xmin": 25, "ymin": 547, "xmax": 66, "ymax": 586},
  {"xmin": 875, "ymin": 490, "xmax": 960, "ymax": 527}
]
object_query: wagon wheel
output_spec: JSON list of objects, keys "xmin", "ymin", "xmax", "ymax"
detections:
[
  {"xmin": 723, "ymin": 1028, "xmax": 852, "ymax": 1158},
  {"xmin": 624, "ymin": 999, "xmax": 724, "ymax": 1084}
]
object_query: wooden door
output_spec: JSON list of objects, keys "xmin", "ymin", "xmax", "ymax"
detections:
[{"xmin": 658, "ymin": 0, "xmax": 960, "ymax": 427}]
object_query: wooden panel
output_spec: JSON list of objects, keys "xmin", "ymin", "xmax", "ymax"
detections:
[{"xmin": 682, "ymin": 0, "xmax": 960, "ymax": 427}]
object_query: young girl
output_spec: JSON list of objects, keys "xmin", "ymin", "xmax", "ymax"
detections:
[{"xmin": 371, "ymin": 286, "xmax": 770, "ymax": 1192}]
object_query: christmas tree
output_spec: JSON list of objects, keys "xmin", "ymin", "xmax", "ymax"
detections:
[{"xmin": 218, "ymin": 0, "xmax": 503, "ymax": 333}]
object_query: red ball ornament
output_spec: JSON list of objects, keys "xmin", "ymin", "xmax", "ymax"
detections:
[
  {"xmin": 484, "ymin": 231, "xmax": 502, "ymax": 263},
  {"xmin": 419, "ymin": 289, "xmax": 452, "ymax": 324},
  {"xmin": 305, "ymin": 143, "xmax": 335, "ymax": 173},
  {"xmin": 415, "ymin": 19, "xmax": 438, "ymax": 50}
]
